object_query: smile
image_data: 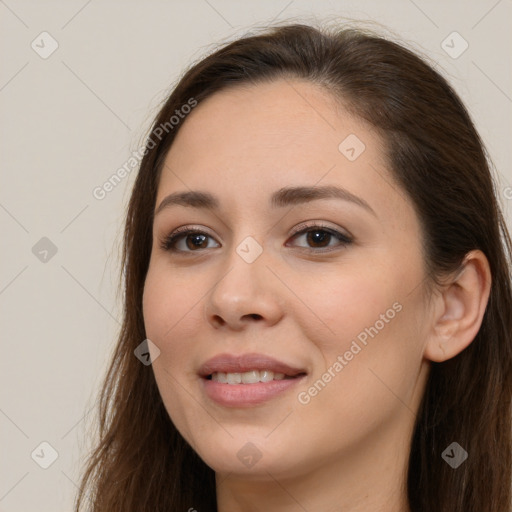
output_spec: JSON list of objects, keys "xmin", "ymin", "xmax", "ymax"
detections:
[
  {"xmin": 199, "ymin": 353, "xmax": 307, "ymax": 407},
  {"xmin": 202, "ymin": 375, "xmax": 306, "ymax": 407},
  {"xmin": 210, "ymin": 369, "xmax": 291, "ymax": 384}
]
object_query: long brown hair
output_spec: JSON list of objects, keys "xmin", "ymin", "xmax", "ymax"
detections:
[{"xmin": 74, "ymin": 22, "xmax": 512, "ymax": 511}]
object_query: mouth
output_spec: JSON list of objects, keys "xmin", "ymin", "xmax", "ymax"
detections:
[
  {"xmin": 198, "ymin": 353, "xmax": 308, "ymax": 407},
  {"xmin": 205, "ymin": 369, "xmax": 306, "ymax": 384}
]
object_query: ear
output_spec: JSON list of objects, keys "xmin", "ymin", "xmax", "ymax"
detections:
[{"xmin": 424, "ymin": 250, "xmax": 492, "ymax": 363}]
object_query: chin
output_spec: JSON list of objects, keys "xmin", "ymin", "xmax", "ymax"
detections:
[{"xmin": 191, "ymin": 435, "xmax": 302, "ymax": 479}]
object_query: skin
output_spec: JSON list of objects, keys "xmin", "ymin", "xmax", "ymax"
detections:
[{"xmin": 142, "ymin": 78, "xmax": 491, "ymax": 511}]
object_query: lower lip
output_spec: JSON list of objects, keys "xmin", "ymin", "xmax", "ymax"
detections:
[{"xmin": 202, "ymin": 376, "xmax": 305, "ymax": 407}]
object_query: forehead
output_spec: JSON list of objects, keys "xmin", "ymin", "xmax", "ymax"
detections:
[
  {"xmin": 157, "ymin": 79, "xmax": 410, "ymax": 229},
  {"xmin": 167, "ymin": 79, "xmax": 373, "ymax": 163}
]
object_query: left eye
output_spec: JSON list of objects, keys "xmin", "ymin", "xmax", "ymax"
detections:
[
  {"xmin": 288, "ymin": 226, "xmax": 352, "ymax": 251},
  {"xmin": 160, "ymin": 225, "xmax": 352, "ymax": 253}
]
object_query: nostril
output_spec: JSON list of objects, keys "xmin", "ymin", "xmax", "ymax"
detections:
[{"xmin": 212, "ymin": 315, "xmax": 226, "ymax": 327}]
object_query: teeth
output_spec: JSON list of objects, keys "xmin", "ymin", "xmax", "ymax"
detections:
[
  {"xmin": 226, "ymin": 372, "xmax": 241, "ymax": 385},
  {"xmin": 211, "ymin": 370, "xmax": 289, "ymax": 384},
  {"xmin": 242, "ymin": 370, "xmax": 260, "ymax": 384},
  {"xmin": 216, "ymin": 372, "xmax": 228, "ymax": 384},
  {"xmin": 260, "ymin": 370, "xmax": 274, "ymax": 382}
]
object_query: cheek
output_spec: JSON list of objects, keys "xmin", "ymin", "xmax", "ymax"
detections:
[
  {"xmin": 298, "ymin": 257, "xmax": 425, "ymax": 398},
  {"xmin": 142, "ymin": 265, "xmax": 205, "ymax": 438},
  {"xmin": 142, "ymin": 262, "xmax": 203, "ymax": 344},
  {"xmin": 297, "ymin": 300, "xmax": 422, "ymax": 442},
  {"xmin": 296, "ymin": 263, "xmax": 399, "ymax": 352}
]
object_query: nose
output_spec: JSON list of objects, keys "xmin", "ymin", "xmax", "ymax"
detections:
[{"xmin": 203, "ymin": 247, "xmax": 284, "ymax": 331}]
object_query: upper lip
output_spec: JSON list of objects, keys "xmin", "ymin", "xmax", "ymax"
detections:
[{"xmin": 198, "ymin": 353, "xmax": 307, "ymax": 378}]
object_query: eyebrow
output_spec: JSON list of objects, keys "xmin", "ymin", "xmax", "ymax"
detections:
[{"xmin": 154, "ymin": 185, "xmax": 376, "ymax": 217}]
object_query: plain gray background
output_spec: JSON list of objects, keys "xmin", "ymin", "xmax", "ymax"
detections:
[{"xmin": 1, "ymin": 1, "xmax": 511, "ymax": 510}]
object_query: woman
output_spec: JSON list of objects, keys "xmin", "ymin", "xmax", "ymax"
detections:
[{"xmin": 74, "ymin": 22, "xmax": 512, "ymax": 511}]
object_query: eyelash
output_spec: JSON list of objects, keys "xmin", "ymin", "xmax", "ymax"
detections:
[{"xmin": 159, "ymin": 222, "xmax": 353, "ymax": 254}]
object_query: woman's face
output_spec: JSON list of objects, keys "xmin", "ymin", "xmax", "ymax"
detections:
[{"xmin": 143, "ymin": 79, "xmax": 432, "ymax": 481}]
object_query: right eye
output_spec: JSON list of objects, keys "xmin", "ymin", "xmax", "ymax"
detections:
[{"xmin": 160, "ymin": 227, "xmax": 220, "ymax": 253}]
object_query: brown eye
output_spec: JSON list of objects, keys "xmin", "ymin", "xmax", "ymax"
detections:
[
  {"xmin": 305, "ymin": 229, "xmax": 332, "ymax": 248},
  {"xmin": 288, "ymin": 225, "xmax": 352, "ymax": 251},
  {"xmin": 184, "ymin": 233, "xmax": 209, "ymax": 250},
  {"xmin": 161, "ymin": 229, "xmax": 220, "ymax": 252}
]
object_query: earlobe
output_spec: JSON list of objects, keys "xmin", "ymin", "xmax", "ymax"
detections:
[{"xmin": 424, "ymin": 250, "xmax": 492, "ymax": 363}]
